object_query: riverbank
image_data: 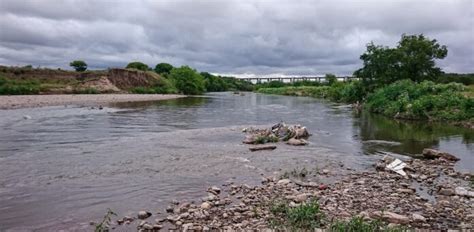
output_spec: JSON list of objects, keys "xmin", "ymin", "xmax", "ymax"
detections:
[
  {"xmin": 105, "ymin": 153, "xmax": 473, "ymax": 231},
  {"xmin": 0, "ymin": 94, "xmax": 186, "ymax": 109},
  {"xmin": 257, "ymin": 80, "xmax": 474, "ymax": 129}
]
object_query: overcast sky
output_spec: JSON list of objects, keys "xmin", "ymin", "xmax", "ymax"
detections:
[{"xmin": 0, "ymin": 0, "xmax": 472, "ymax": 76}]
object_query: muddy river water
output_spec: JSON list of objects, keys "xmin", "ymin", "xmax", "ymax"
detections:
[{"xmin": 0, "ymin": 92, "xmax": 472, "ymax": 231}]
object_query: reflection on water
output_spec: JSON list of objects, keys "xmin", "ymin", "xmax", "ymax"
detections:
[
  {"xmin": 357, "ymin": 110, "xmax": 473, "ymax": 171},
  {"xmin": 0, "ymin": 92, "xmax": 472, "ymax": 231}
]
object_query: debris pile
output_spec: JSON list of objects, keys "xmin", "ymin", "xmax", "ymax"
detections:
[{"xmin": 242, "ymin": 122, "xmax": 310, "ymax": 147}]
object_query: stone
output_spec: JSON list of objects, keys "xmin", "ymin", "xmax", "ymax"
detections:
[
  {"xmin": 286, "ymin": 138, "xmax": 308, "ymax": 146},
  {"xmin": 422, "ymin": 148, "xmax": 459, "ymax": 161},
  {"xmin": 209, "ymin": 186, "xmax": 221, "ymax": 194},
  {"xmin": 396, "ymin": 188, "xmax": 415, "ymax": 194},
  {"xmin": 377, "ymin": 211, "xmax": 410, "ymax": 224},
  {"xmin": 412, "ymin": 213, "xmax": 426, "ymax": 222},
  {"xmin": 201, "ymin": 202, "xmax": 212, "ymax": 210},
  {"xmin": 318, "ymin": 184, "xmax": 328, "ymax": 190},
  {"xmin": 322, "ymin": 169, "xmax": 329, "ymax": 175},
  {"xmin": 438, "ymin": 188, "xmax": 455, "ymax": 196},
  {"xmin": 294, "ymin": 194, "xmax": 308, "ymax": 203},
  {"xmin": 455, "ymin": 186, "xmax": 474, "ymax": 198},
  {"xmin": 138, "ymin": 211, "xmax": 152, "ymax": 219},
  {"xmin": 277, "ymin": 179, "xmax": 291, "ymax": 185}
]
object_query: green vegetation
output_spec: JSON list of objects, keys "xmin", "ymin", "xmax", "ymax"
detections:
[
  {"xmin": 169, "ymin": 66, "xmax": 206, "ymax": 95},
  {"xmin": 73, "ymin": 87, "xmax": 99, "ymax": 94},
  {"xmin": 354, "ymin": 34, "xmax": 447, "ymax": 90},
  {"xmin": 69, "ymin": 60, "xmax": 87, "ymax": 72},
  {"xmin": 0, "ymin": 76, "xmax": 41, "ymax": 95},
  {"xmin": 201, "ymin": 72, "xmax": 253, "ymax": 92},
  {"xmin": 365, "ymin": 80, "xmax": 473, "ymax": 121},
  {"xmin": 268, "ymin": 199, "xmax": 408, "ymax": 231},
  {"xmin": 126, "ymin": 61, "xmax": 149, "ymax": 71},
  {"xmin": 257, "ymin": 34, "xmax": 473, "ymax": 125},
  {"xmin": 154, "ymin": 63, "xmax": 173, "ymax": 74},
  {"xmin": 254, "ymin": 135, "xmax": 279, "ymax": 144},
  {"xmin": 269, "ymin": 200, "xmax": 324, "ymax": 230},
  {"xmin": 94, "ymin": 208, "xmax": 116, "ymax": 232}
]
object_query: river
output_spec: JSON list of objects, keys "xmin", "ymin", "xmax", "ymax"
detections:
[{"xmin": 0, "ymin": 92, "xmax": 472, "ymax": 231}]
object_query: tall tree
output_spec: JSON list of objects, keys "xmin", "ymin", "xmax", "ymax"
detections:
[
  {"xmin": 69, "ymin": 60, "xmax": 87, "ymax": 72},
  {"xmin": 154, "ymin": 63, "xmax": 173, "ymax": 74},
  {"xmin": 169, "ymin": 66, "xmax": 205, "ymax": 95},
  {"xmin": 126, "ymin": 62, "xmax": 149, "ymax": 71},
  {"xmin": 354, "ymin": 34, "xmax": 448, "ymax": 88}
]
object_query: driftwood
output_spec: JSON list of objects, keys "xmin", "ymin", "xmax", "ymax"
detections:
[{"xmin": 249, "ymin": 145, "xmax": 277, "ymax": 152}]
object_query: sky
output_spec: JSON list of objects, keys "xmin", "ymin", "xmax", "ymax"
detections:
[{"xmin": 0, "ymin": 0, "xmax": 473, "ymax": 77}]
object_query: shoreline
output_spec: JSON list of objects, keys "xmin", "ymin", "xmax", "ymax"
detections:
[
  {"xmin": 0, "ymin": 94, "xmax": 186, "ymax": 110},
  {"xmin": 104, "ymin": 154, "xmax": 473, "ymax": 231}
]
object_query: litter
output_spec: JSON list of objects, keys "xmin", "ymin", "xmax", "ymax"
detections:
[{"xmin": 386, "ymin": 159, "xmax": 407, "ymax": 176}]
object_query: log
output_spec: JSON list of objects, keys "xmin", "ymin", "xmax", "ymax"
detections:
[{"xmin": 249, "ymin": 145, "xmax": 277, "ymax": 152}]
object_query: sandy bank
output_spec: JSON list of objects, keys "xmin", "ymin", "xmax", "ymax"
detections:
[{"xmin": 0, "ymin": 94, "xmax": 186, "ymax": 109}]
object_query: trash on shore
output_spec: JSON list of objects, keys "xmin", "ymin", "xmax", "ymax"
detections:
[
  {"xmin": 242, "ymin": 122, "xmax": 310, "ymax": 146},
  {"xmin": 386, "ymin": 158, "xmax": 407, "ymax": 176}
]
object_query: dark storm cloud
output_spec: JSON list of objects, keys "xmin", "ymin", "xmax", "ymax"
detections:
[{"xmin": 0, "ymin": 0, "xmax": 472, "ymax": 75}]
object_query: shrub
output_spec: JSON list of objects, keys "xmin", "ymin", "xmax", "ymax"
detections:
[{"xmin": 365, "ymin": 80, "xmax": 473, "ymax": 121}]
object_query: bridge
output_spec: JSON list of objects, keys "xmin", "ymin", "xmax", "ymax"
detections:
[{"xmin": 238, "ymin": 76, "xmax": 354, "ymax": 84}]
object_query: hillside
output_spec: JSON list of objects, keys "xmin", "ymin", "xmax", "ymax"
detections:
[{"xmin": 0, "ymin": 66, "xmax": 170, "ymax": 94}]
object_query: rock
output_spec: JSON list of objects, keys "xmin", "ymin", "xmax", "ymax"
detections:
[
  {"xmin": 249, "ymin": 145, "xmax": 277, "ymax": 152},
  {"xmin": 277, "ymin": 179, "xmax": 291, "ymax": 185},
  {"xmin": 438, "ymin": 188, "xmax": 455, "ymax": 196},
  {"xmin": 322, "ymin": 169, "xmax": 329, "ymax": 175},
  {"xmin": 286, "ymin": 138, "xmax": 308, "ymax": 146},
  {"xmin": 412, "ymin": 213, "xmax": 426, "ymax": 222},
  {"xmin": 422, "ymin": 148, "xmax": 459, "ymax": 161},
  {"xmin": 143, "ymin": 223, "xmax": 153, "ymax": 230},
  {"xmin": 396, "ymin": 188, "xmax": 415, "ymax": 194},
  {"xmin": 294, "ymin": 127, "xmax": 309, "ymax": 139},
  {"xmin": 318, "ymin": 184, "xmax": 328, "ymax": 190},
  {"xmin": 372, "ymin": 211, "xmax": 409, "ymax": 224},
  {"xmin": 23, "ymin": 115, "xmax": 32, "ymax": 120},
  {"xmin": 455, "ymin": 186, "xmax": 474, "ymax": 198},
  {"xmin": 201, "ymin": 202, "xmax": 212, "ymax": 210},
  {"xmin": 242, "ymin": 135, "xmax": 257, "ymax": 144},
  {"xmin": 209, "ymin": 186, "xmax": 221, "ymax": 194},
  {"xmin": 138, "ymin": 211, "xmax": 152, "ymax": 219},
  {"xmin": 294, "ymin": 194, "xmax": 308, "ymax": 203}
]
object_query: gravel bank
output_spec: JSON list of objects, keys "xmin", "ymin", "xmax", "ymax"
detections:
[{"xmin": 0, "ymin": 94, "xmax": 186, "ymax": 109}]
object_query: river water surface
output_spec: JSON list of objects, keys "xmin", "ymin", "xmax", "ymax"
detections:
[{"xmin": 0, "ymin": 92, "xmax": 472, "ymax": 231}]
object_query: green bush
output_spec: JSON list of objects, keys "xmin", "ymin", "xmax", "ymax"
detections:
[
  {"xmin": 365, "ymin": 80, "xmax": 473, "ymax": 121},
  {"xmin": 169, "ymin": 66, "xmax": 205, "ymax": 95}
]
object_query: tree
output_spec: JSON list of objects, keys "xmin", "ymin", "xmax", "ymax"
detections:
[
  {"xmin": 354, "ymin": 34, "xmax": 448, "ymax": 88},
  {"xmin": 169, "ymin": 66, "xmax": 205, "ymax": 95},
  {"xmin": 154, "ymin": 63, "xmax": 174, "ymax": 74},
  {"xmin": 126, "ymin": 61, "xmax": 149, "ymax": 71},
  {"xmin": 325, "ymin": 73, "xmax": 337, "ymax": 85},
  {"xmin": 70, "ymin": 60, "xmax": 87, "ymax": 72}
]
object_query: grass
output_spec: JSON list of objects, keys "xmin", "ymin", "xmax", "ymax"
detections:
[
  {"xmin": 254, "ymin": 135, "xmax": 279, "ymax": 144},
  {"xmin": 269, "ymin": 200, "xmax": 325, "ymax": 230},
  {"xmin": 0, "ymin": 77, "xmax": 41, "ymax": 95},
  {"xmin": 94, "ymin": 208, "xmax": 117, "ymax": 232},
  {"xmin": 279, "ymin": 167, "xmax": 312, "ymax": 180}
]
